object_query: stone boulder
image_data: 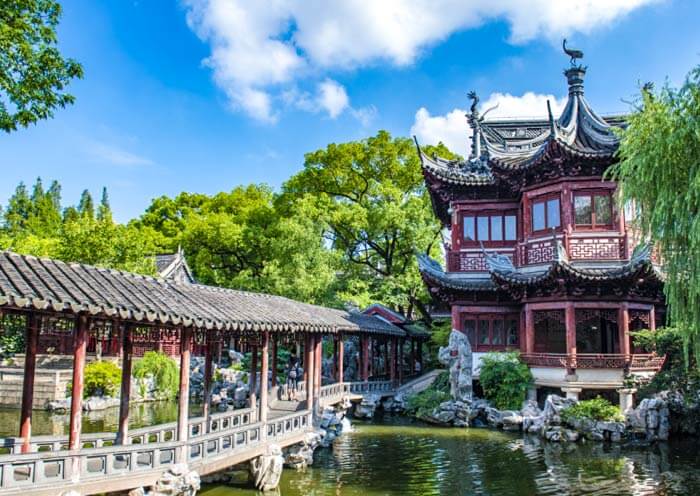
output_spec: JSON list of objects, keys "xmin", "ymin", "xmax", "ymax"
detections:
[
  {"xmin": 626, "ymin": 397, "xmax": 670, "ymax": 441},
  {"xmin": 249, "ymin": 444, "xmax": 284, "ymax": 491},
  {"xmin": 353, "ymin": 394, "xmax": 380, "ymax": 419},
  {"xmin": 284, "ymin": 431, "xmax": 322, "ymax": 470}
]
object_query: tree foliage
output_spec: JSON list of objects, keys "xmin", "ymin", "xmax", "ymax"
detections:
[
  {"xmin": 479, "ymin": 352, "xmax": 533, "ymax": 410},
  {"xmin": 0, "ymin": 0, "xmax": 83, "ymax": 132},
  {"xmin": 0, "ymin": 177, "xmax": 158, "ymax": 274},
  {"xmin": 608, "ymin": 67, "xmax": 700, "ymax": 362},
  {"xmin": 133, "ymin": 351, "xmax": 179, "ymax": 399},
  {"xmin": 280, "ymin": 131, "xmax": 443, "ymax": 318},
  {"xmin": 83, "ymin": 360, "xmax": 121, "ymax": 398}
]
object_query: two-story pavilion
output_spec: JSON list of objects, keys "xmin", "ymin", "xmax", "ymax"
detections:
[{"xmin": 417, "ymin": 47, "xmax": 665, "ymax": 407}]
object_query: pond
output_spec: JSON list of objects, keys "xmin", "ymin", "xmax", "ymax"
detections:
[
  {"xmin": 0, "ymin": 402, "xmax": 201, "ymax": 438},
  {"xmin": 201, "ymin": 415, "xmax": 700, "ymax": 496}
]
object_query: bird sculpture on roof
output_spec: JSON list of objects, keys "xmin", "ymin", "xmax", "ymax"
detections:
[{"xmin": 562, "ymin": 39, "xmax": 584, "ymax": 66}]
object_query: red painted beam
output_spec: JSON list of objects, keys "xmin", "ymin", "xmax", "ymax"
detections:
[
  {"xmin": 203, "ymin": 331, "xmax": 214, "ymax": 430},
  {"xmin": 69, "ymin": 315, "xmax": 89, "ymax": 451},
  {"xmin": 259, "ymin": 332, "xmax": 269, "ymax": 423},
  {"xmin": 177, "ymin": 327, "xmax": 192, "ymax": 449}
]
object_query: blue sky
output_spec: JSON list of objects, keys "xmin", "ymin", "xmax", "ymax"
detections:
[{"xmin": 1, "ymin": 0, "xmax": 699, "ymax": 223}]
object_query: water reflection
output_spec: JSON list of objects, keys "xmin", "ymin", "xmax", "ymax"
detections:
[
  {"xmin": 0, "ymin": 402, "xmax": 202, "ymax": 437},
  {"xmin": 201, "ymin": 416, "xmax": 700, "ymax": 496}
]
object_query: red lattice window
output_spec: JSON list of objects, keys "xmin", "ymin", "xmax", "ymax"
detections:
[
  {"xmin": 573, "ymin": 191, "xmax": 613, "ymax": 230},
  {"xmin": 463, "ymin": 314, "xmax": 519, "ymax": 351},
  {"xmin": 463, "ymin": 211, "xmax": 517, "ymax": 246}
]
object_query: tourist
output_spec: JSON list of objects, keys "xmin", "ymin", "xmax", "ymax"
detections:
[{"xmin": 287, "ymin": 353, "xmax": 301, "ymax": 400}]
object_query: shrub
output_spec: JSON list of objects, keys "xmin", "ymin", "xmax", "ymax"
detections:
[
  {"xmin": 84, "ymin": 360, "xmax": 121, "ymax": 398},
  {"xmin": 479, "ymin": 352, "xmax": 533, "ymax": 410},
  {"xmin": 405, "ymin": 371, "xmax": 450, "ymax": 418},
  {"xmin": 632, "ymin": 326, "xmax": 700, "ymax": 404},
  {"xmin": 561, "ymin": 397, "xmax": 624, "ymax": 423},
  {"xmin": 133, "ymin": 351, "xmax": 179, "ymax": 398}
]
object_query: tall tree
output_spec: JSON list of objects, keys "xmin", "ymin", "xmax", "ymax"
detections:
[
  {"xmin": 3, "ymin": 182, "xmax": 31, "ymax": 232},
  {"xmin": 97, "ymin": 186, "xmax": 112, "ymax": 222},
  {"xmin": 0, "ymin": 0, "xmax": 83, "ymax": 132},
  {"xmin": 77, "ymin": 189, "xmax": 94, "ymax": 219},
  {"xmin": 281, "ymin": 130, "xmax": 443, "ymax": 319},
  {"xmin": 608, "ymin": 67, "xmax": 700, "ymax": 360}
]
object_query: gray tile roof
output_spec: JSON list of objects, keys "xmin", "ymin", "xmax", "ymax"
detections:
[{"xmin": 0, "ymin": 251, "xmax": 404, "ymax": 337}]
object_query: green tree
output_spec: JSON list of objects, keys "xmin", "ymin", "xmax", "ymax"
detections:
[
  {"xmin": 281, "ymin": 130, "xmax": 443, "ymax": 319},
  {"xmin": 97, "ymin": 186, "xmax": 112, "ymax": 222},
  {"xmin": 0, "ymin": 0, "xmax": 83, "ymax": 132},
  {"xmin": 77, "ymin": 189, "xmax": 94, "ymax": 219},
  {"xmin": 2, "ymin": 182, "xmax": 32, "ymax": 233},
  {"xmin": 608, "ymin": 67, "xmax": 700, "ymax": 361}
]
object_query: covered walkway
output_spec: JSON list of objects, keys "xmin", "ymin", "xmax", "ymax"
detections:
[{"xmin": 0, "ymin": 251, "xmax": 426, "ymax": 495}]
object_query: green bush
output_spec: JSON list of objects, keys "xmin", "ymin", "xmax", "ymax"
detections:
[
  {"xmin": 561, "ymin": 397, "xmax": 624, "ymax": 423},
  {"xmin": 405, "ymin": 371, "xmax": 450, "ymax": 418},
  {"xmin": 632, "ymin": 326, "xmax": 700, "ymax": 403},
  {"xmin": 84, "ymin": 360, "xmax": 121, "ymax": 398},
  {"xmin": 133, "ymin": 351, "xmax": 179, "ymax": 398},
  {"xmin": 479, "ymin": 352, "xmax": 533, "ymax": 410}
]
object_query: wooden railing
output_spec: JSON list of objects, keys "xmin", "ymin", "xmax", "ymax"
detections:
[{"xmin": 520, "ymin": 353, "xmax": 665, "ymax": 371}]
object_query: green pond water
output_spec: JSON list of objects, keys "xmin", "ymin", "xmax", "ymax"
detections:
[
  {"xmin": 1, "ymin": 407, "xmax": 699, "ymax": 495},
  {"xmin": 200, "ymin": 416, "xmax": 700, "ymax": 496}
]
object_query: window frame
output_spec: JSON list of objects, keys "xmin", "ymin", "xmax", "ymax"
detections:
[
  {"xmin": 573, "ymin": 190, "xmax": 614, "ymax": 230},
  {"xmin": 530, "ymin": 194, "xmax": 562, "ymax": 235},
  {"xmin": 461, "ymin": 210, "xmax": 518, "ymax": 247},
  {"xmin": 462, "ymin": 313, "xmax": 520, "ymax": 352}
]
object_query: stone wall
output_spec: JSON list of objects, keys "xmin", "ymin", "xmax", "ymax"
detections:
[{"xmin": 0, "ymin": 367, "xmax": 71, "ymax": 409}]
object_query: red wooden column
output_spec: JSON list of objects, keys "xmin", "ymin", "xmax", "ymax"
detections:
[
  {"xmin": 249, "ymin": 345, "xmax": 258, "ymax": 411},
  {"xmin": 177, "ymin": 327, "xmax": 192, "ymax": 457},
  {"xmin": 202, "ymin": 331, "xmax": 214, "ymax": 431},
  {"xmin": 68, "ymin": 315, "xmax": 89, "ymax": 451},
  {"xmin": 360, "ymin": 335, "xmax": 369, "ymax": 381},
  {"xmin": 649, "ymin": 306, "xmax": 657, "ymax": 331},
  {"xmin": 271, "ymin": 335, "xmax": 278, "ymax": 388},
  {"xmin": 524, "ymin": 305, "xmax": 535, "ymax": 354},
  {"xmin": 19, "ymin": 314, "xmax": 39, "ymax": 453},
  {"xmin": 565, "ymin": 303, "xmax": 577, "ymax": 373},
  {"xmin": 305, "ymin": 334, "xmax": 315, "ymax": 410},
  {"xmin": 314, "ymin": 335, "xmax": 322, "ymax": 406},
  {"xmin": 619, "ymin": 303, "xmax": 631, "ymax": 356},
  {"xmin": 259, "ymin": 332, "xmax": 270, "ymax": 423},
  {"xmin": 337, "ymin": 336, "xmax": 344, "ymax": 383},
  {"xmin": 389, "ymin": 337, "xmax": 397, "ymax": 386},
  {"xmin": 117, "ymin": 323, "xmax": 133, "ymax": 445}
]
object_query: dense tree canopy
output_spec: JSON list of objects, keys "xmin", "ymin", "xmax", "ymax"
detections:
[
  {"xmin": 0, "ymin": 178, "xmax": 157, "ymax": 273},
  {"xmin": 1, "ymin": 132, "xmax": 457, "ymax": 318},
  {"xmin": 281, "ymin": 131, "xmax": 445, "ymax": 319},
  {"xmin": 609, "ymin": 66, "xmax": 700, "ymax": 361},
  {"xmin": 0, "ymin": 0, "xmax": 83, "ymax": 132},
  {"xmin": 134, "ymin": 184, "xmax": 338, "ymax": 305}
]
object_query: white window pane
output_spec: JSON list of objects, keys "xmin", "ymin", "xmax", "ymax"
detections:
[
  {"xmin": 477, "ymin": 216, "xmax": 489, "ymax": 240},
  {"xmin": 547, "ymin": 198, "xmax": 561, "ymax": 228},
  {"xmin": 491, "ymin": 216, "xmax": 503, "ymax": 241},
  {"xmin": 464, "ymin": 216, "xmax": 475, "ymax": 240},
  {"xmin": 505, "ymin": 215, "xmax": 516, "ymax": 240},
  {"xmin": 533, "ymin": 202, "xmax": 545, "ymax": 231}
]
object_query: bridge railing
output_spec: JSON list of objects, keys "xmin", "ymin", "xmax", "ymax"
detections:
[
  {"xmin": 0, "ymin": 406, "xmax": 257, "ymax": 455},
  {"xmin": 0, "ymin": 405, "xmax": 313, "ymax": 492},
  {"xmin": 346, "ymin": 381, "xmax": 394, "ymax": 394}
]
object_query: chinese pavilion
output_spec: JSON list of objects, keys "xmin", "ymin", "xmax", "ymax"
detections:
[{"xmin": 417, "ymin": 44, "xmax": 665, "ymax": 407}]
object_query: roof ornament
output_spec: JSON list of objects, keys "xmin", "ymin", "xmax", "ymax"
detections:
[
  {"xmin": 466, "ymin": 91, "xmax": 498, "ymax": 160},
  {"xmin": 546, "ymin": 99, "xmax": 557, "ymax": 136},
  {"xmin": 562, "ymin": 39, "xmax": 584, "ymax": 67}
]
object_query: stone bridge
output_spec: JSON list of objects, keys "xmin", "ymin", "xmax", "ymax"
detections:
[{"xmin": 0, "ymin": 380, "xmax": 400, "ymax": 495}]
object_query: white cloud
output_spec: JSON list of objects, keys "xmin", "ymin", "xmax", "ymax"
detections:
[
  {"xmin": 410, "ymin": 92, "xmax": 567, "ymax": 156},
  {"xmin": 317, "ymin": 79, "xmax": 349, "ymax": 118},
  {"xmin": 85, "ymin": 140, "xmax": 154, "ymax": 167},
  {"xmin": 183, "ymin": 0, "xmax": 657, "ymax": 121},
  {"xmin": 282, "ymin": 79, "xmax": 375, "ymax": 124}
]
